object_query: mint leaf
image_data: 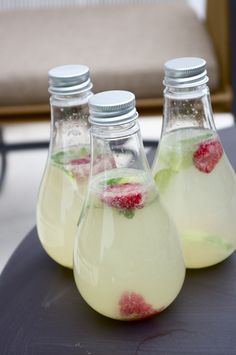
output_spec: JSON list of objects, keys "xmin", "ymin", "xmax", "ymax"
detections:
[
  {"xmin": 52, "ymin": 147, "xmax": 89, "ymax": 165},
  {"xmin": 122, "ymin": 209, "xmax": 135, "ymax": 219},
  {"xmin": 79, "ymin": 146, "xmax": 89, "ymax": 157},
  {"xmin": 106, "ymin": 176, "xmax": 142, "ymax": 186},
  {"xmin": 106, "ymin": 177, "xmax": 124, "ymax": 186}
]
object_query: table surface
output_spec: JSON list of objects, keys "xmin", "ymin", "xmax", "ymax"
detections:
[{"xmin": 1, "ymin": 126, "xmax": 236, "ymax": 355}]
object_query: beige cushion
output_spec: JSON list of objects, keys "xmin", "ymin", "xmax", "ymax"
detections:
[{"xmin": 0, "ymin": 2, "xmax": 219, "ymax": 106}]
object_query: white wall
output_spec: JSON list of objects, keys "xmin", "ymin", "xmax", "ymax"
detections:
[
  {"xmin": 187, "ymin": 0, "xmax": 206, "ymax": 20},
  {"xmin": 0, "ymin": 0, "xmax": 206, "ymax": 18}
]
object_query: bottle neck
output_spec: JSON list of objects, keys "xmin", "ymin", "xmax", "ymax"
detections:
[
  {"xmin": 162, "ymin": 84, "xmax": 216, "ymax": 134},
  {"xmin": 49, "ymin": 89, "xmax": 93, "ymax": 152},
  {"xmin": 89, "ymin": 121, "xmax": 151, "ymax": 177},
  {"xmin": 50, "ymin": 89, "xmax": 93, "ymax": 118},
  {"xmin": 91, "ymin": 120, "xmax": 139, "ymax": 139}
]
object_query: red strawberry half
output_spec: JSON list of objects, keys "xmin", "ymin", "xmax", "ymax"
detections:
[
  {"xmin": 67, "ymin": 154, "xmax": 116, "ymax": 180},
  {"xmin": 193, "ymin": 139, "xmax": 223, "ymax": 173},
  {"xmin": 66, "ymin": 156, "xmax": 91, "ymax": 180},
  {"xmin": 101, "ymin": 183, "xmax": 143, "ymax": 210},
  {"xmin": 119, "ymin": 292, "xmax": 162, "ymax": 320},
  {"xmin": 69, "ymin": 157, "xmax": 90, "ymax": 165}
]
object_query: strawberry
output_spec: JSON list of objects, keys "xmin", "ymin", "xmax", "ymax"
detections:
[
  {"xmin": 65, "ymin": 154, "xmax": 116, "ymax": 181},
  {"xmin": 66, "ymin": 156, "xmax": 90, "ymax": 180},
  {"xmin": 193, "ymin": 139, "xmax": 223, "ymax": 173},
  {"xmin": 69, "ymin": 157, "xmax": 90, "ymax": 165},
  {"xmin": 119, "ymin": 292, "xmax": 162, "ymax": 320},
  {"xmin": 101, "ymin": 183, "xmax": 143, "ymax": 210}
]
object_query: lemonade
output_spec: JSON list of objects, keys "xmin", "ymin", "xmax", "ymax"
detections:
[
  {"xmin": 153, "ymin": 128, "xmax": 236, "ymax": 268},
  {"xmin": 37, "ymin": 145, "xmax": 116, "ymax": 268},
  {"xmin": 37, "ymin": 145, "xmax": 90, "ymax": 268},
  {"xmin": 74, "ymin": 168, "xmax": 185, "ymax": 320}
]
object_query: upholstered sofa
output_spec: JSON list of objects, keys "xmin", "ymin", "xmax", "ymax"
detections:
[{"xmin": 0, "ymin": 0, "xmax": 231, "ymax": 122}]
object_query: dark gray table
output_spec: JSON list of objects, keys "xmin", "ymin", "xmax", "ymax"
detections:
[{"xmin": 0, "ymin": 126, "xmax": 236, "ymax": 355}]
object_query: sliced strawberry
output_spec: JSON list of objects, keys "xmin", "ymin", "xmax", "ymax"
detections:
[
  {"xmin": 101, "ymin": 183, "xmax": 143, "ymax": 210},
  {"xmin": 119, "ymin": 292, "xmax": 162, "ymax": 320},
  {"xmin": 193, "ymin": 139, "xmax": 223, "ymax": 173},
  {"xmin": 66, "ymin": 154, "xmax": 116, "ymax": 180},
  {"xmin": 69, "ymin": 157, "xmax": 90, "ymax": 165},
  {"xmin": 66, "ymin": 156, "xmax": 90, "ymax": 180}
]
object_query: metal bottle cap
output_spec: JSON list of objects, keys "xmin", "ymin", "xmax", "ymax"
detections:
[
  {"xmin": 163, "ymin": 57, "xmax": 208, "ymax": 88},
  {"xmin": 89, "ymin": 90, "xmax": 138, "ymax": 126},
  {"xmin": 48, "ymin": 64, "xmax": 92, "ymax": 95}
]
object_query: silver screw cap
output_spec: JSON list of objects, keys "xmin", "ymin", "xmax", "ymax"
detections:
[
  {"xmin": 89, "ymin": 90, "xmax": 138, "ymax": 126},
  {"xmin": 163, "ymin": 57, "xmax": 208, "ymax": 87},
  {"xmin": 48, "ymin": 64, "xmax": 92, "ymax": 95}
]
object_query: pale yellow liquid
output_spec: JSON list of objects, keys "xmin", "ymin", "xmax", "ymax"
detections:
[
  {"xmin": 37, "ymin": 148, "xmax": 89, "ymax": 268},
  {"xmin": 74, "ymin": 168, "xmax": 185, "ymax": 320},
  {"xmin": 152, "ymin": 128, "xmax": 236, "ymax": 268}
]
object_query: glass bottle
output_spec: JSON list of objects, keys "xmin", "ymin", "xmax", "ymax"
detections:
[
  {"xmin": 73, "ymin": 90, "xmax": 185, "ymax": 321},
  {"xmin": 152, "ymin": 57, "xmax": 236, "ymax": 269},
  {"xmin": 37, "ymin": 65, "xmax": 93, "ymax": 268}
]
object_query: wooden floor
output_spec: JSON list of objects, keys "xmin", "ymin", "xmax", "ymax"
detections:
[{"xmin": 0, "ymin": 114, "xmax": 234, "ymax": 273}]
